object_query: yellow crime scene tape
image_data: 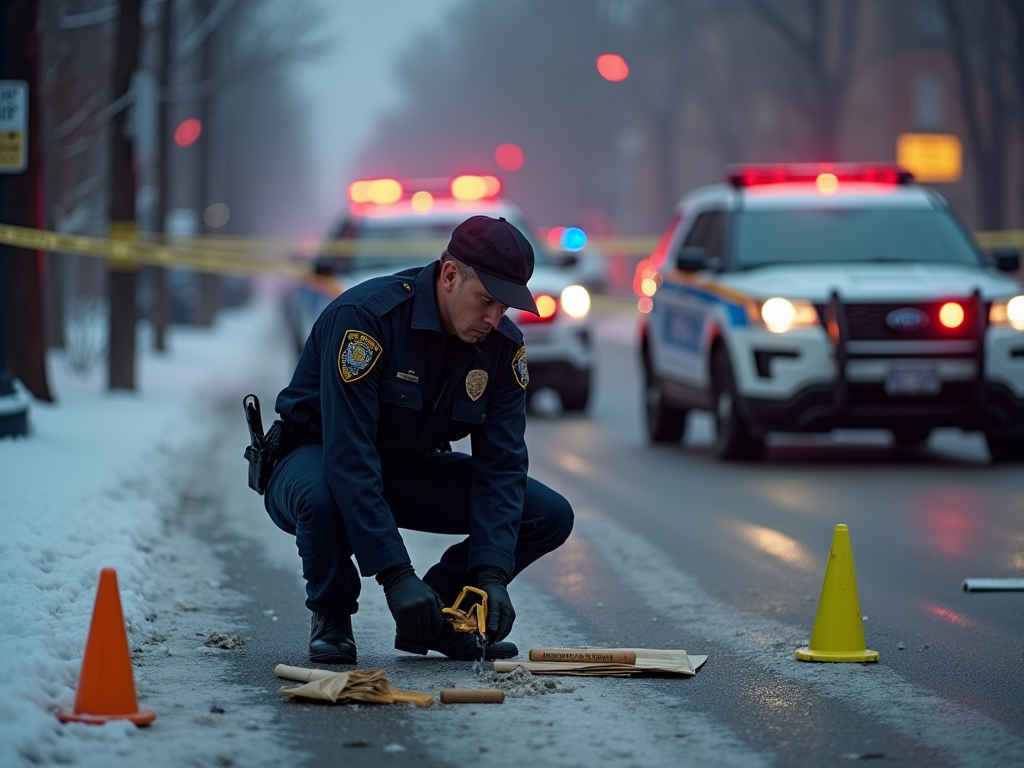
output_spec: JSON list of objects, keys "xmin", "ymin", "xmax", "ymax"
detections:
[
  {"xmin": 0, "ymin": 222, "xmax": 1019, "ymax": 277},
  {"xmin": 974, "ymin": 230, "xmax": 1024, "ymax": 249},
  {"xmin": 0, "ymin": 223, "xmax": 307, "ymax": 277}
]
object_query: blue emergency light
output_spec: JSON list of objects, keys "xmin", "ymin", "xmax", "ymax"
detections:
[{"xmin": 560, "ymin": 227, "xmax": 587, "ymax": 252}]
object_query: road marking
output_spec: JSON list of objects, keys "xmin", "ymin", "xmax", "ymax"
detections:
[{"xmin": 577, "ymin": 514, "xmax": 1024, "ymax": 767}]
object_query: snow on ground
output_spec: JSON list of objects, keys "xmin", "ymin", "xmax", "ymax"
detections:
[{"xmin": 0, "ymin": 296, "xmax": 295, "ymax": 767}]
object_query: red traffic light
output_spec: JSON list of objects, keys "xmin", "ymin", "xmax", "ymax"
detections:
[
  {"xmin": 495, "ymin": 143, "xmax": 524, "ymax": 171},
  {"xmin": 597, "ymin": 54, "xmax": 629, "ymax": 82},
  {"xmin": 174, "ymin": 118, "xmax": 202, "ymax": 147}
]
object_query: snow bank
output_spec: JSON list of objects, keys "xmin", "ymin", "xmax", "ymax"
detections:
[{"xmin": 0, "ymin": 301, "xmax": 280, "ymax": 765}]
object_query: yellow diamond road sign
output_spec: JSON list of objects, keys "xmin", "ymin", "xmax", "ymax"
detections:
[
  {"xmin": 896, "ymin": 133, "xmax": 962, "ymax": 184},
  {"xmin": 0, "ymin": 81, "xmax": 28, "ymax": 174}
]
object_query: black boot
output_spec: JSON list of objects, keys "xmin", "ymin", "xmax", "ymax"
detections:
[
  {"xmin": 309, "ymin": 612, "xmax": 357, "ymax": 664},
  {"xmin": 395, "ymin": 623, "xmax": 518, "ymax": 660}
]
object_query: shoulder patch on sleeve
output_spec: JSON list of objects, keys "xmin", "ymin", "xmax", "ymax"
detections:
[
  {"xmin": 338, "ymin": 329, "xmax": 382, "ymax": 383},
  {"xmin": 512, "ymin": 345, "xmax": 529, "ymax": 389}
]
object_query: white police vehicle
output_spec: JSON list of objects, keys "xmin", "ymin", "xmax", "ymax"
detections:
[
  {"xmin": 288, "ymin": 175, "xmax": 594, "ymax": 411},
  {"xmin": 638, "ymin": 164, "xmax": 1024, "ymax": 461}
]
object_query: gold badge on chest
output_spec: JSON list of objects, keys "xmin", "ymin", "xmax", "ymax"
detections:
[{"xmin": 465, "ymin": 369, "xmax": 488, "ymax": 401}]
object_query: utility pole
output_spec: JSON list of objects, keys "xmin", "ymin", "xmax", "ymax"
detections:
[
  {"xmin": 153, "ymin": 0, "xmax": 174, "ymax": 351},
  {"xmin": 194, "ymin": 0, "xmax": 220, "ymax": 327},
  {"xmin": 107, "ymin": 0, "xmax": 142, "ymax": 389},
  {"xmin": 1, "ymin": 0, "xmax": 52, "ymax": 438}
]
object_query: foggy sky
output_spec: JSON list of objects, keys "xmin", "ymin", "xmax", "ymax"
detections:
[{"xmin": 291, "ymin": 0, "xmax": 467, "ymax": 232}]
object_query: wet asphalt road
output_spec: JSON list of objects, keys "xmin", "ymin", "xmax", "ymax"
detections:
[
  {"xmin": 525, "ymin": 317, "xmax": 1023, "ymax": 735},
  {"xmin": 184, "ymin": 307, "xmax": 1023, "ymax": 767}
]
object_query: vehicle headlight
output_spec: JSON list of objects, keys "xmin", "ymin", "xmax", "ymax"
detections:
[
  {"xmin": 758, "ymin": 297, "xmax": 819, "ymax": 333},
  {"xmin": 989, "ymin": 296, "xmax": 1024, "ymax": 330},
  {"xmin": 560, "ymin": 285, "xmax": 591, "ymax": 319}
]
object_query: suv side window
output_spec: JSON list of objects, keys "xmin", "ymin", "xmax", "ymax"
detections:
[{"xmin": 682, "ymin": 211, "xmax": 727, "ymax": 261}]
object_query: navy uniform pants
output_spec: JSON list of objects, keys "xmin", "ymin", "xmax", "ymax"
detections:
[{"xmin": 264, "ymin": 445, "xmax": 574, "ymax": 615}]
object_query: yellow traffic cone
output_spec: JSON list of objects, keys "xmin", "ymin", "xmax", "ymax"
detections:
[{"xmin": 795, "ymin": 524, "xmax": 878, "ymax": 663}]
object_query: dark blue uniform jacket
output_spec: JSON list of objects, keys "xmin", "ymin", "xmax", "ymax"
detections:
[{"xmin": 275, "ymin": 261, "xmax": 529, "ymax": 578}]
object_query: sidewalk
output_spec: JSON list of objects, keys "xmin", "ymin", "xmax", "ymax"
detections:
[{"xmin": 0, "ymin": 299, "xmax": 294, "ymax": 766}]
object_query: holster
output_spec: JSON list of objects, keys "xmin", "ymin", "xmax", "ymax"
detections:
[
  {"xmin": 243, "ymin": 394, "xmax": 273, "ymax": 495},
  {"xmin": 243, "ymin": 395, "xmax": 321, "ymax": 495}
]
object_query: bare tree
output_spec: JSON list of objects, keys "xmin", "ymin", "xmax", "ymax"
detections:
[
  {"xmin": 942, "ymin": 0, "xmax": 1018, "ymax": 229},
  {"xmin": 1008, "ymin": 0, "xmax": 1024, "ymax": 110},
  {"xmin": 156, "ymin": 0, "xmax": 328, "ymax": 327},
  {"xmin": 107, "ymin": 0, "xmax": 141, "ymax": 390},
  {"xmin": 41, "ymin": 0, "xmax": 117, "ymax": 370},
  {"xmin": 3, "ymin": 0, "xmax": 54, "ymax": 404},
  {"xmin": 743, "ymin": 0, "xmax": 862, "ymax": 160}
]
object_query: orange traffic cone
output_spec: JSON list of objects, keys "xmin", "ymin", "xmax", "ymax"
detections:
[
  {"xmin": 58, "ymin": 568, "xmax": 156, "ymax": 725},
  {"xmin": 795, "ymin": 524, "xmax": 879, "ymax": 663}
]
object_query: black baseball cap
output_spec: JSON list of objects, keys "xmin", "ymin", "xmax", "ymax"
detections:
[{"xmin": 447, "ymin": 215, "xmax": 538, "ymax": 313}]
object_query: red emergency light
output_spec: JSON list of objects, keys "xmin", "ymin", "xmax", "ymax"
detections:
[
  {"xmin": 516, "ymin": 294, "xmax": 557, "ymax": 324},
  {"xmin": 939, "ymin": 301, "xmax": 965, "ymax": 329},
  {"xmin": 726, "ymin": 163, "xmax": 913, "ymax": 188},
  {"xmin": 348, "ymin": 175, "xmax": 501, "ymax": 206}
]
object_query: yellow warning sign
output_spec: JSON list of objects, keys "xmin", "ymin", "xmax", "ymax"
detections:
[
  {"xmin": 0, "ymin": 130, "xmax": 25, "ymax": 171},
  {"xmin": 896, "ymin": 133, "xmax": 962, "ymax": 183}
]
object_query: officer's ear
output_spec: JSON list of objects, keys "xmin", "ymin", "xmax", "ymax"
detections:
[{"xmin": 439, "ymin": 259, "xmax": 459, "ymax": 293}]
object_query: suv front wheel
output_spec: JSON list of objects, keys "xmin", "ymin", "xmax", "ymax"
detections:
[
  {"xmin": 712, "ymin": 346, "xmax": 764, "ymax": 461},
  {"xmin": 986, "ymin": 433, "xmax": 1024, "ymax": 462},
  {"xmin": 645, "ymin": 372, "xmax": 688, "ymax": 443},
  {"xmin": 560, "ymin": 371, "xmax": 591, "ymax": 413}
]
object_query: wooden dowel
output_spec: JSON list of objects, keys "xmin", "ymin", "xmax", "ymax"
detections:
[{"xmin": 439, "ymin": 689, "xmax": 504, "ymax": 704}]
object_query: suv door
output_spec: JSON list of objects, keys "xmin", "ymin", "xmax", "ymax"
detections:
[{"xmin": 651, "ymin": 210, "xmax": 727, "ymax": 392}]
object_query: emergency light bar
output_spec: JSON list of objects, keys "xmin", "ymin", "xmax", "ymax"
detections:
[
  {"xmin": 725, "ymin": 163, "xmax": 913, "ymax": 188},
  {"xmin": 348, "ymin": 175, "xmax": 502, "ymax": 206}
]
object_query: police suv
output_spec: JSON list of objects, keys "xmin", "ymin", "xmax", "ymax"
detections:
[
  {"xmin": 288, "ymin": 175, "xmax": 594, "ymax": 411},
  {"xmin": 638, "ymin": 164, "xmax": 1024, "ymax": 461}
]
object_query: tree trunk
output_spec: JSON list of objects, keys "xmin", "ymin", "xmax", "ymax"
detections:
[
  {"xmin": 943, "ymin": 0, "xmax": 1008, "ymax": 230},
  {"xmin": 153, "ymin": 0, "xmax": 174, "ymax": 351},
  {"xmin": 193, "ymin": 0, "xmax": 220, "ymax": 327},
  {"xmin": 107, "ymin": 0, "xmax": 141, "ymax": 390},
  {"xmin": 2, "ymin": 0, "xmax": 53, "ymax": 403}
]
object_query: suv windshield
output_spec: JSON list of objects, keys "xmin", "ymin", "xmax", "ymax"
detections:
[
  {"xmin": 349, "ymin": 222, "xmax": 453, "ymax": 273},
  {"xmin": 328, "ymin": 216, "xmax": 549, "ymax": 273},
  {"xmin": 732, "ymin": 208, "xmax": 981, "ymax": 269}
]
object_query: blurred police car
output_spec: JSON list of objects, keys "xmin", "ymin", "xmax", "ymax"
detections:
[
  {"xmin": 638, "ymin": 163, "xmax": 1024, "ymax": 461},
  {"xmin": 287, "ymin": 175, "xmax": 593, "ymax": 411}
]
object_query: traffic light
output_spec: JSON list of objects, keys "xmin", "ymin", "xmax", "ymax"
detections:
[
  {"xmin": 174, "ymin": 118, "xmax": 202, "ymax": 147},
  {"xmin": 495, "ymin": 143, "xmax": 524, "ymax": 171},
  {"xmin": 596, "ymin": 54, "xmax": 629, "ymax": 82}
]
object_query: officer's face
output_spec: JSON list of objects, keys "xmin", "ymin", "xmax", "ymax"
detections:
[{"xmin": 438, "ymin": 261, "xmax": 508, "ymax": 343}]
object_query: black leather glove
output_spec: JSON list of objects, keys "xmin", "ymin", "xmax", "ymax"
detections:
[
  {"xmin": 376, "ymin": 564, "xmax": 446, "ymax": 641},
  {"xmin": 476, "ymin": 566, "xmax": 515, "ymax": 643}
]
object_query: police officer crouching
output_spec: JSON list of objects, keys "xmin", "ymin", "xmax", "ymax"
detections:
[{"xmin": 262, "ymin": 215, "xmax": 574, "ymax": 663}]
